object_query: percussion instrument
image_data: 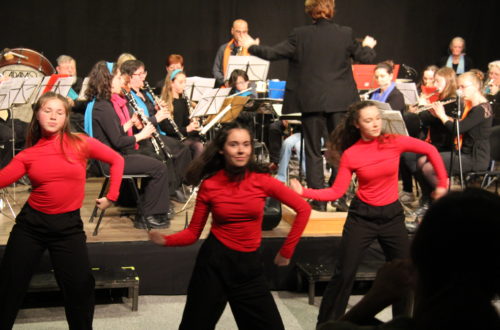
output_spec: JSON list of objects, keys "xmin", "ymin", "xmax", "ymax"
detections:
[{"xmin": 0, "ymin": 48, "xmax": 55, "ymax": 78}]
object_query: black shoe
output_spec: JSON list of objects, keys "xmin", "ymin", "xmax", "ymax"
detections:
[
  {"xmin": 170, "ymin": 188, "xmax": 188, "ymax": 203},
  {"xmin": 331, "ymin": 196, "xmax": 349, "ymax": 212},
  {"xmin": 309, "ymin": 200, "xmax": 327, "ymax": 212},
  {"xmin": 135, "ymin": 214, "xmax": 169, "ymax": 229}
]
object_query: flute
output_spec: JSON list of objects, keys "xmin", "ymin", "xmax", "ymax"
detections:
[
  {"xmin": 121, "ymin": 88, "xmax": 171, "ymax": 161},
  {"xmin": 143, "ymin": 81, "xmax": 186, "ymax": 141}
]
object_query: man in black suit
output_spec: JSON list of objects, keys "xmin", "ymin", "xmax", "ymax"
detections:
[{"xmin": 242, "ymin": 0, "xmax": 376, "ymax": 211}]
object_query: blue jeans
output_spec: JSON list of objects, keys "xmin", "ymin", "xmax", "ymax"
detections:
[{"xmin": 276, "ymin": 133, "xmax": 305, "ymax": 182}]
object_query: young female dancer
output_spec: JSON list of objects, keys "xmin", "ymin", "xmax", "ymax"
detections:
[{"xmin": 0, "ymin": 92, "xmax": 124, "ymax": 329}]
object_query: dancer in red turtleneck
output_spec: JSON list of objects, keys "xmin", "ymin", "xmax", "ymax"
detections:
[
  {"xmin": 150, "ymin": 121, "xmax": 311, "ymax": 330},
  {"xmin": 0, "ymin": 92, "xmax": 123, "ymax": 329},
  {"xmin": 290, "ymin": 100, "xmax": 448, "ymax": 326}
]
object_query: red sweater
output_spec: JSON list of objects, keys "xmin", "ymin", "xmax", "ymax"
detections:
[
  {"xmin": 302, "ymin": 135, "xmax": 448, "ymax": 206},
  {"xmin": 163, "ymin": 170, "xmax": 311, "ymax": 259},
  {"xmin": 0, "ymin": 134, "xmax": 124, "ymax": 214}
]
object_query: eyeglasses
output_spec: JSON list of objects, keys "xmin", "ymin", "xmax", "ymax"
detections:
[{"xmin": 132, "ymin": 71, "xmax": 147, "ymax": 77}]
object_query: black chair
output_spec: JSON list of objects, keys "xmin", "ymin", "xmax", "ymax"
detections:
[
  {"xmin": 465, "ymin": 125, "xmax": 500, "ymax": 193},
  {"xmin": 89, "ymin": 161, "xmax": 150, "ymax": 236}
]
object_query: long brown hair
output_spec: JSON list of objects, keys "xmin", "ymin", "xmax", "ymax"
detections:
[
  {"xmin": 26, "ymin": 92, "xmax": 86, "ymax": 161},
  {"xmin": 185, "ymin": 121, "xmax": 268, "ymax": 186},
  {"xmin": 328, "ymin": 100, "xmax": 389, "ymax": 165},
  {"xmin": 85, "ymin": 61, "xmax": 114, "ymax": 100},
  {"xmin": 435, "ymin": 67, "xmax": 457, "ymax": 100},
  {"xmin": 160, "ymin": 70, "xmax": 186, "ymax": 116}
]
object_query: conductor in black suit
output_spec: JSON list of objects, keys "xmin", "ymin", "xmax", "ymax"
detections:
[{"xmin": 241, "ymin": 0, "xmax": 377, "ymax": 211}]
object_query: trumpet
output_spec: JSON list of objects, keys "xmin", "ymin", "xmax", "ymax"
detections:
[
  {"xmin": 121, "ymin": 88, "xmax": 171, "ymax": 162},
  {"xmin": 143, "ymin": 81, "xmax": 186, "ymax": 141}
]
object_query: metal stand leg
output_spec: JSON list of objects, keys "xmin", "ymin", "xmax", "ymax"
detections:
[{"xmin": 0, "ymin": 188, "xmax": 16, "ymax": 219}]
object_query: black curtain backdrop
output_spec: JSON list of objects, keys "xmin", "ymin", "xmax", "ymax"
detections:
[{"xmin": 2, "ymin": 0, "xmax": 498, "ymax": 85}]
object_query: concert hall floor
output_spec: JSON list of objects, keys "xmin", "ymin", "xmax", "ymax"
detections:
[{"xmin": 0, "ymin": 178, "xmax": 384, "ymax": 295}]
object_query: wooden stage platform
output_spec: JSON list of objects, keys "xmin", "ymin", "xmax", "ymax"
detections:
[{"xmin": 0, "ymin": 178, "xmax": 386, "ymax": 295}]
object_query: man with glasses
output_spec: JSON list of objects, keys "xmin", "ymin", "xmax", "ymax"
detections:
[{"xmin": 212, "ymin": 19, "xmax": 250, "ymax": 87}]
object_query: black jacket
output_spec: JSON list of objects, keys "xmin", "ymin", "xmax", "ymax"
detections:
[{"xmin": 249, "ymin": 19, "xmax": 376, "ymax": 114}]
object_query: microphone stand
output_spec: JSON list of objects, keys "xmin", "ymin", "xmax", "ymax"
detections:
[{"xmin": 450, "ymin": 93, "xmax": 465, "ymax": 190}]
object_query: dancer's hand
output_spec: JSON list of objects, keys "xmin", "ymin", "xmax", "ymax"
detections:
[
  {"xmin": 95, "ymin": 197, "xmax": 112, "ymax": 210},
  {"xmin": 432, "ymin": 186, "xmax": 447, "ymax": 200},
  {"xmin": 149, "ymin": 231, "xmax": 166, "ymax": 246},
  {"xmin": 289, "ymin": 178, "xmax": 303, "ymax": 195},
  {"xmin": 274, "ymin": 253, "xmax": 290, "ymax": 266}
]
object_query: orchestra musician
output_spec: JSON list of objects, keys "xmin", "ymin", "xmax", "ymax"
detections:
[
  {"xmin": 241, "ymin": 0, "xmax": 377, "ymax": 212},
  {"xmin": 149, "ymin": 121, "xmax": 311, "ymax": 330},
  {"xmin": 416, "ymin": 70, "xmax": 492, "ymax": 212},
  {"xmin": 155, "ymin": 54, "xmax": 184, "ymax": 94},
  {"xmin": 212, "ymin": 19, "xmax": 250, "ymax": 87},
  {"xmin": 159, "ymin": 69, "xmax": 204, "ymax": 159},
  {"xmin": 368, "ymin": 61, "xmax": 405, "ymax": 113},
  {"xmin": 290, "ymin": 100, "xmax": 448, "ymax": 325},
  {"xmin": 417, "ymin": 65, "xmax": 439, "ymax": 104},
  {"xmin": 485, "ymin": 60, "xmax": 500, "ymax": 125},
  {"xmin": 0, "ymin": 92, "xmax": 124, "ymax": 329},
  {"xmin": 438, "ymin": 36, "xmax": 474, "ymax": 74},
  {"xmin": 119, "ymin": 59, "xmax": 192, "ymax": 202},
  {"xmin": 84, "ymin": 61, "xmax": 174, "ymax": 228}
]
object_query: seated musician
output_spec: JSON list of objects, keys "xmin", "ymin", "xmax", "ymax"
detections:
[
  {"xmin": 368, "ymin": 61, "xmax": 405, "ymax": 112},
  {"xmin": 119, "ymin": 59, "xmax": 192, "ymax": 202},
  {"xmin": 55, "ymin": 55, "xmax": 86, "ymax": 132},
  {"xmin": 417, "ymin": 65, "xmax": 439, "ymax": 104},
  {"xmin": 159, "ymin": 69, "xmax": 204, "ymax": 159},
  {"xmin": 485, "ymin": 60, "xmax": 500, "ymax": 125},
  {"xmin": 212, "ymin": 19, "xmax": 250, "ymax": 87},
  {"xmin": 155, "ymin": 54, "xmax": 184, "ymax": 93},
  {"xmin": 416, "ymin": 71, "xmax": 492, "ymax": 214},
  {"xmin": 438, "ymin": 36, "xmax": 474, "ymax": 74},
  {"xmin": 84, "ymin": 61, "xmax": 172, "ymax": 229},
  {"xmin": 228, "ymin": 69, "xmax": 257, "ymax": 98},
  {"xmin": 401, "ymin": 67, "xmax": 459, "ymax": 207}
]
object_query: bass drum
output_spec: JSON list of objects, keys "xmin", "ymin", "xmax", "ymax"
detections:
[
  {"xmin": 0, "ymin": 48, "xmax": 55, "ymax": 122},
  {"xmin": 0, "ymin": 48, "xmax": 55, "ymax": 78}
]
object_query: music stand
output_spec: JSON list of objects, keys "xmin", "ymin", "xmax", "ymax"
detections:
[
  {"xmin": 78, "ymin": 77, "xmax": 90, "ymax": 101},
  {"xmin": 185, "ymin": 77, "xmax": 216, "ymax": 101},
  {"xmin": 224, "ymin": 56, "xmax": 270, "ymax": 81},
  {"xmin": 382, "ymin": 110, "xmax": 409, "ymax": 136},
  {"xmin": 396, "ymin": 82, "xmax": 419, "ymax": 105}
]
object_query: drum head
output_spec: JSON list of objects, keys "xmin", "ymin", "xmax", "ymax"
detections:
[{"xmin": 0, "ymin": 48, "xmax": 55, "ymax": 78}]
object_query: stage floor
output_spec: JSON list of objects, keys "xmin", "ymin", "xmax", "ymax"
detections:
[
  {"xmin": 0, "ymin": 177, "xmax": 347, "ymax": 245},
  {"xmin": 0, "ymin": 178, "xmax": 386, "ymax": 295}
]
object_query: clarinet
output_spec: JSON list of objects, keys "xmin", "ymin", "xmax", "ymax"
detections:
[
  {"xmin": 143, "ymin": 81, "xmax": 186, "ymax": 141},
  {"xmin": 121, "ymin": 88, "xmax": 171, "ymax": 162}
]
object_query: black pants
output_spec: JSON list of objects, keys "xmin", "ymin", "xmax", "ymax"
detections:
[
  {"xmin": 179, "ymin": 235, "xmax": 284, "ymax": 330},
  {"xmin": 302, "ymin": 112, "xmax": 344, "ymax": 189},
  {"xmin": 268, "ymin": 120, "xmax": 285, "ymax": 164},
  {"xmin": 104, "ymin": 153, "xmax": 170, "ymax": 217},
  {"xmin": 0, "ymin": 204, "xmax": 94, "ymax": 330},
  {"xmin": 317, "ymin": 197, "xmax": 410, "ymax": 325}
]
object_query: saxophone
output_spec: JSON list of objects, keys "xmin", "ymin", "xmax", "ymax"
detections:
[{"xmin": 143, "ymin": 81, "xmax": 186, "ymax": 141}]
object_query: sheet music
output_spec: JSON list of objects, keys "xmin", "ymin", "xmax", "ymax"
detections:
[
  {"xmin": 371, "ymin": 100, "xmax": 393, "ymax": 111},
  {"xmin": 382, "ymin": 110, "xmax": 408, "ymax": 136},
  {"xmin": 224, "ymin": 56, "xmax": 270, "ymax": 81},
  {"xmin": 396, "ymin": 82, "xmax": 419, "ymax": 105},
  {"xmin": 191, "ymin": 88, "xmax": 231, "ymax": 117},
  {"xmin": 14, "ymin": 77, "xmax": 43, "ymax": 104},
  {"xmin": 0, "ymin": 78, "xmax": 23, "ymax": 109},
  {"xmin": 185, "ymin": 77, "xmax": 216, "ymax": 102},
  {"xmin": 78, "ymin": 77, "xmax": 90, "ymax": 100}
]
